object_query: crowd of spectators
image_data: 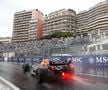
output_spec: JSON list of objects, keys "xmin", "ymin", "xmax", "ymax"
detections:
[{"xmin": 0, "ymin": 37, "xmax": 89, "ymax": 57}]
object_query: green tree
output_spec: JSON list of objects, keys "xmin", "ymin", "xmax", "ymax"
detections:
[{"xmin": 38, "ymin": 31, "xmax": 74, "ymax": 40}]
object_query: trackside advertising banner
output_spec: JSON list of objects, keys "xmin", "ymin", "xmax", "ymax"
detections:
[
  {"xmin": 26, "ymin": 57, "xmax": 31, "ymax": 62},
  {"xmin": 7, "ymin": 56, "xmax": 42, "ymax": 62},
  {"xmin": 51, "ymin": 54, "xmax": 108, "ymax": 66},
  {"xmin": 18, "ymin": 58, "xmax": 24, "ymax": 62},
  {"xmin": 32, "ymin": 56, "xmax": 42, "ymax": 62},
  {"xmin": 7, "ymin": 55, "xmax": 108, "ymax": 66}
]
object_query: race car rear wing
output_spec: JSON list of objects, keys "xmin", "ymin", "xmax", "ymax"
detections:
[{"xmin": 49, "ymin": 60, "xmax": 72, "ymax": 66}]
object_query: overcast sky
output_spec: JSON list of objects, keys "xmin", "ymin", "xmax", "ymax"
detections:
[{"xmin": 0, "ymin": 0, "xmax": 105, "ymax": 37}]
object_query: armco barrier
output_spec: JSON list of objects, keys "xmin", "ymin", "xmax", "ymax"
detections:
[{"xmin": 7, "ymin": 54, "xmax": 108, "ymax": 77}]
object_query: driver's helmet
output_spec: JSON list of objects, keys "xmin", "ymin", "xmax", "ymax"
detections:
[{"xmin": 41, "ymin": 58, "xmax": 49, "ymax": 65}]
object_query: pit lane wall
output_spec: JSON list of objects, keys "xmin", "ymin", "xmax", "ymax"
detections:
[{"xmin": 6, "ymin": 54, "xmax": 108, "ymax": 77}]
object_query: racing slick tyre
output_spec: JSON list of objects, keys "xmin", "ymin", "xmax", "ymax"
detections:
[
  {"xmin": 36, "ymin": 68, "xmax": 43, "ymax": 84},
  {"xmin": 36, "ymin": 68, "xmax": 50, "ymax": 84}
]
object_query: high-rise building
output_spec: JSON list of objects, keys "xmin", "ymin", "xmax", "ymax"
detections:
[
  {"xmin": 43, "ymin": 9, "xmax": 76, "ymax": 36},
  {"xmin": 77, "ymin": 0, "xmax": 108, "ymax": 37},
  {"xmin": 0, "ymin": 37, "xmax": 11, "ymax": 44},
  {"xmin": 12, "ymin": 9, "xmax": 43, "ymax": 42}
]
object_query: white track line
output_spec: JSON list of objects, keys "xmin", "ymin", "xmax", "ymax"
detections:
[{"xmin": 0, "ymin": 76, "xmax": 20, "ymax": 90}]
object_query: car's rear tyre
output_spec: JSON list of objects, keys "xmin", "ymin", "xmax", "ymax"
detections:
[
  {"xmin": 36, "ymin": 75, "xmax": 43, "ymax": 84},
  {"xmin": 36, "ymin": 69, "xmax": 43, "ymax": 84}
]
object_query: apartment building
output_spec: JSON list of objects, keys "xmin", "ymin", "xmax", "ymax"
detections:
[
  {"xmin": 12, "ymin": 9, "xmax": 43, "ymax": 42},
  {"xmin": 0, "ymin": 37, "xmax": 11, "ymax": 44},
  {"xmin": 12, "ymin": 0, "xmax": 108, "ymax": 42},
  {"xmin": 43, "ymin": 9, "xmax": 76, "ymax": 36},
  {"xmin": 77, "ymin": 0, "xmax": 108, "ymax": 38}
]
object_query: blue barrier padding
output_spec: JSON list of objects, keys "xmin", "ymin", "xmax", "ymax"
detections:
[
  {"xmin": 32, "ymin": 56, "xmax": 42, "ymax": 62},
  {"xmin": 7, "ymin": 54, "xmax": 108, "ymax": 66},
  {"xmin": 50, "ymin": 54, "xmax": 108, "ymax": 66}
]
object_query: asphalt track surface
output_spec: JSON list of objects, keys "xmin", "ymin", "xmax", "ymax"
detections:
[{"xmin": 0, "ymin": 62, "xmax": 108, "ymax": 90}]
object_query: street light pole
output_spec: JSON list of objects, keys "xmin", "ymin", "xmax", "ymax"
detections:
[
  {"xmin": 42, "ymin": 46, "xmax": 44, "ymax": 59},
  {"xmin": 48, "ymin": 42, "xmax": 50, "ymax": 57}
]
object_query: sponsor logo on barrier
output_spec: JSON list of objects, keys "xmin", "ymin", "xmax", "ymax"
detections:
[
  {"xmin": 26, "ymin": 58, "xmax": 31, "ymax": 61},
  {"xmin": 96, "ymin": 57, "xmax": 108, "ymax": 63},
  {"xmin": 19, "ymin": 58, "xmax": 23, "ymax": 61},
  {"xmin": 71, "ymin": 57, "xmax": 82, "ymax": 63},
  {"xmin": 51, "ymin": 57, "xmax": 82, "ymax": 63},
  {"xmin": 33, "ymin": 58, "xmax": 39, "ymax": 61},
  {"xmin": 13, "ymin": 58, "xmax": 17, "ymax": 61}
]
